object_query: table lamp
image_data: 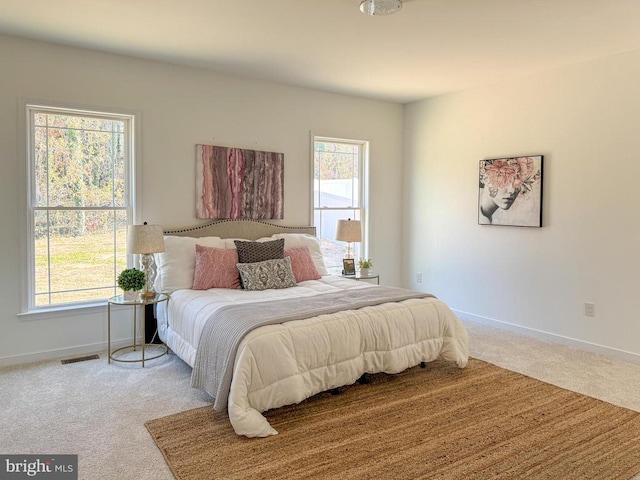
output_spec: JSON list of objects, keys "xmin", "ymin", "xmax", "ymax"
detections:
[
  {"xmin": 127, "ymin": 222, "xmax": 165, "ymax": 298},
  {"xmin": 336, "ymin": 218, "xmax": 362, "ymax": 259}
]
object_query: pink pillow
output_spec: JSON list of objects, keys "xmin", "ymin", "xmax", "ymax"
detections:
[
  {"xmin": 285, "ymin": 246, "xmax": 321, "ymax": 282},
  {"xmin": 193, "ymin": 245, "xmax": 241, "ymax": 290}
]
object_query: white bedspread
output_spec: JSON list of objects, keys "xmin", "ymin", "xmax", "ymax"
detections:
[{"xmin": 157, "ymin": 276, "xmax": 469, "ymax": 437}]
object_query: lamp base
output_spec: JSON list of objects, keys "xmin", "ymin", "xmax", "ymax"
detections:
[{"xmin": 139, "ymin": 253, "xmax": 157, "ymax": 300}]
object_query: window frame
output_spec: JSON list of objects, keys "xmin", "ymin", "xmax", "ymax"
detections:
[
  {"xmin": 310, "ymin": 134, "xmax": 369, "ymax": 274},
  {"xmin": 19, "ymin": 100, "xmax": 141, "ymax": 317}
]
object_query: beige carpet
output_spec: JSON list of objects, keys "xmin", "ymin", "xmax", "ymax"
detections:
[{"xmin": 146, "ymin": 358, "xmax": 640, "ymax": 480}]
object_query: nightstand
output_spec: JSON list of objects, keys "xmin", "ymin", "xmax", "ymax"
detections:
[
  {"xmin": 107, "ymin": 293, "xmax": 169, "ymax": 367},
  {"xmin": 342, "ymin": 273, "xmax": 380, "ymax": 285}
]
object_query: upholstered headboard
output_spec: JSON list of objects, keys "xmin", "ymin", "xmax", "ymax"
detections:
[{"xmin": 165, "ymin": 219, "xmax": 316, "ymax": 240}]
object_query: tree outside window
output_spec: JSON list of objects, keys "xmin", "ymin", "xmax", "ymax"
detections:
[{"xmin": 26, "ymin": 106, "xmax": 134, "ymax": 310}]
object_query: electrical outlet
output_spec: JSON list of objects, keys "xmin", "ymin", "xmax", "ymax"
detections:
[
  {"xmin": 584, "ymin": 302, "xmax": 595, "ymax": 317},
  {"xmin": 416, "ymin": 272, "xmax": 423, "ymax": 283}
]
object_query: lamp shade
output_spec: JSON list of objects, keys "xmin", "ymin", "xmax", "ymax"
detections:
[
  {"xmin": 127, "ymin": 224, "xmax": 165, "ymax": 254},
  {"xmin": 336, "ymin": 219, "xmax": 362, "ymax": 243}
]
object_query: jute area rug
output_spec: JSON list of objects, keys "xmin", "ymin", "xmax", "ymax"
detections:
[{"xmin": 146, "ymin": 358, "xmax": 640, "ymax": 480}]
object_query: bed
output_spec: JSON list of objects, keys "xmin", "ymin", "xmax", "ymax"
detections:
[{"xmin": 155, "ymin": 219, "xmax": 469, "ymax": 438}]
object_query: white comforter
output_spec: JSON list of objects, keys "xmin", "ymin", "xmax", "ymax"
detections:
[{"xmin": 157, "ymin": 276, "xmax": 469, "ymax": 437}]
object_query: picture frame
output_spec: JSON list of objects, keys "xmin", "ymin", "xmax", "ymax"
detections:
[
  {"xmin": 478, "ymin": 155, "xmax": 543, "ymax": 227},
  {"xmin": 342, "ymin": 258, "xmax": 356, "ymax": 276}
]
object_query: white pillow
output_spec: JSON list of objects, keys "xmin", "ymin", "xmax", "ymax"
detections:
[
  {"xmin": 223, "ymin": 238, "xmax": 250, "ymax": 249},
  {"xmin": 155, "ymin": 235, "xmax": 226, "ymax": 293},
  {"xmin": 268, "ymin": 233, "xmax": 328, "ymax": 276}
]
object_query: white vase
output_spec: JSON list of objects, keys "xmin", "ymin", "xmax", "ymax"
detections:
[
  {"xmin": 360, "ymin": 268, "xmax": 369, "ymax": 277},
  {"xmin": 123, "ymin": 290, "xmax": 139, "ymax": 301}
]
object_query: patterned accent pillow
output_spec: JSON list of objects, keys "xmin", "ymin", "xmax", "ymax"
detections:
[
  {"xmin": 236, "ymin": 257, "xmax": 297, "ymax": 291},
  {"xmin": 285, "ymin": 246, "xmax": 321, "ymax": 282},
  {"xmin": 234, "ymin": 238, "xmax": 285, "ymax": 264},
  {"xmin": 192, "ymin": 245, "xmax": 241, "ymax": 290}
]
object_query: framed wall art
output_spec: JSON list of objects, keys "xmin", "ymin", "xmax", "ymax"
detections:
[
  {"xmin": 478, "ymin": 155, "xmax": 543, "ymax": 227},
  {"xmin": 196, "ymin": 144, "xmax": 284, "ymax": 219}
]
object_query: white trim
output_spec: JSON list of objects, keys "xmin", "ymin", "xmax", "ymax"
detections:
[
  {"xmin": 17, "ymin": 302, "xmax": 107, "ymax": 321},
  {"xmin": 311, "ymin": 134, "xmax": 370, "ymax": 257},
  {"xmin": 361, "ymin": 139, "xmax": 370, "ymax": 256},
  {"xmin": 455, "ymin": 309, "xmax": 640, "ymax": 365},
  {"xmin": 18, "ymin": 98, "xmax": 142, "ymax": 314},
  {"xmin": 309, "ymin": 131, "xmax": 315, "ymax": 226}
]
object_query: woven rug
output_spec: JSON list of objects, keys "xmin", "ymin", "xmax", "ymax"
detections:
[{"xmin": 146, "ymin": 358, "xmax": 640, "ymax": 480}]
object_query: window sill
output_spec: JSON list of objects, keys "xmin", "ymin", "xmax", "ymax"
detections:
[{"xmin": 17, "ymin": 301, "xmax": 108, "ymax": 321}]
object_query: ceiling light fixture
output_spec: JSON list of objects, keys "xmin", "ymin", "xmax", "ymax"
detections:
[{"xmin": 359, "ymin": 0, "xmax": 403, "ymax": 16}]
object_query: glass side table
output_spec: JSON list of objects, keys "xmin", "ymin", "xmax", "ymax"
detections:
[
  {"xmin": 342, "ymin": 273, "xmax": 380, "ymax": 285},
  {"xmin": 107, "ymin": 293, "xmax": 169, "ymax": 367}
]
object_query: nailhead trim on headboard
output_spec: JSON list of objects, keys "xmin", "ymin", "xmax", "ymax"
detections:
[{"xmin": 164, "ymin": 219, "xmax": 316, "ymax": 240}]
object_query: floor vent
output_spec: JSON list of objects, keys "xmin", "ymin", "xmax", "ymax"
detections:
[{"xmin": 61, "ymin": 354, "xmax": 100, "ymax": 365}]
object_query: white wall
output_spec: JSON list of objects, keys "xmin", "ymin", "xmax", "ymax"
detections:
[
  {"xmin": 403, "ymin": 48, "xmax": 640, "ymax": 359},
  {"xmin": 0, "ymin": 34, "xmax": 404, "ymax": 365}
]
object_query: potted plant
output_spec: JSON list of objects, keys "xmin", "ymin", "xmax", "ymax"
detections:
[
  {"xmin": 117, "ymin": 268, "xmax": 146, "ymax": 301},
  {"xmin": 358, "ymin": 258, "xmax": 373, "ymax": 276}
]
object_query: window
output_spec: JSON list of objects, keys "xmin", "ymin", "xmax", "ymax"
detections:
[
  {"xmin": 25, "ymin": 105, "xmax": 135, "ymax": 311},
  {"xmin": 312, "ymin": 136, "xmax": 368, "ymax": 275}
]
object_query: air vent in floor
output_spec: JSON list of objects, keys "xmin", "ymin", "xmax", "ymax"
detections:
[{"xmin": 61, "ymin": 354, "xmax": 100, "ymax": 364}]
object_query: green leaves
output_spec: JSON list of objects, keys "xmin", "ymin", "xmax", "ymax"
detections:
[
  {"xmin": 117, "ymin": 268, "xmax": 145, "ymax": 291},
  {"xmin": 358, "ymin": 258, "xmax": 372, "ymax": 269}
]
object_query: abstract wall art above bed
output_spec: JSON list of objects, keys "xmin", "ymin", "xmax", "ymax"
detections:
[{"xmin": 196, "ymin": 144, "xmax": 284, "ymax": 219}]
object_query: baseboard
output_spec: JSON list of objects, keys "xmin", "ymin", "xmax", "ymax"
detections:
[
  {"xmin": 0, "ymin": 339, "xmax": 132, "ymax": 368},
  {"xmin": 454, "ymin": 309, "xmax": 640, "ymax": 365},
  {"xmin": 5, "ymin": 311, "xmax": 639, "ymax": 367}
]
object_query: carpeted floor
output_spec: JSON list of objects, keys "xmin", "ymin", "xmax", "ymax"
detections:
[
  {"xmin": 146, "ymin": 358, "xmax": 640, "ymax": 480},
  {"xmin": 1, "ymin": 320, "xmax": 639, "ymax": 479}
]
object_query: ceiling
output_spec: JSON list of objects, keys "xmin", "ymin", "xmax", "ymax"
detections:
[{"xmin": 3, "ymin": 0, "xmax": 640, "ymax": 104}]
